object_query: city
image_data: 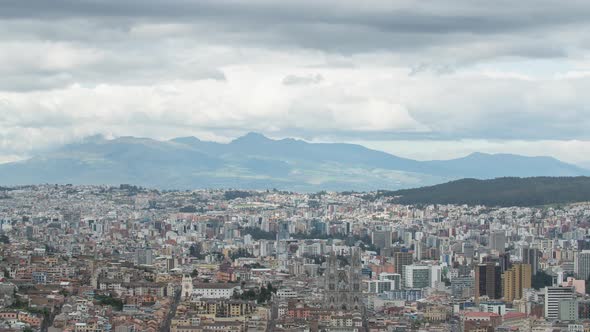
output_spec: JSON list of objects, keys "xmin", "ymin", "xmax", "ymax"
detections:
[
  {"xmin": 0, "ymin": 185, "xmax": 588, "ymax": 331},
  {"xmin": 2, "ymin": 0, "xmax": 590, "ymax": 331}
]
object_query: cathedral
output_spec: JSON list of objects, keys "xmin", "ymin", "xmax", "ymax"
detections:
[{"xmin": 323, "ymin": 247, "xmax": 364, "ymax": 312}]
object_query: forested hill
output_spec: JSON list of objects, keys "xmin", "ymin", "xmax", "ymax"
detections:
[{"xmin": 378, "ymin": 177, "xmax": 590, "ymax": 207}]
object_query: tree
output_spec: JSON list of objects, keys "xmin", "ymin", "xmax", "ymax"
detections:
[
  {"xmin": 95, "ymin": 295, "xmax": 123, "ymax": 311},
  {"xmin": 224, "ymin": 191, "xmax": 253, "ymax": 200},
  {"xmin": 179, "ymin": 205, "xmax": 198, "ymax": 213},
  {"xmin": 242, "ymin": 227, "xmax": 276, "ymax": 240},
  {"xmin": 267, "ymin": 282, "xmax": 276, "ymax": 294}
]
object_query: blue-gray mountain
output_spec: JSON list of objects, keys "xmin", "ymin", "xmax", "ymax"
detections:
[{"xmin": 0, "ymin": 133, "xmax": 587, "ymax": 191}]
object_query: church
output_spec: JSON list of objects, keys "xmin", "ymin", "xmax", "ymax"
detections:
[{"xmin": 323, "ymin": 247, "xmax": 364, "ymax": 312}]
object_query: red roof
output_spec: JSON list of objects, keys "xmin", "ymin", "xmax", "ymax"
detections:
[
  {"xmin": 503, "ymin": 312, "xmax": 527, "ymax": 320},
  {"xmin": 463, "ymin": 312, "xmax": 501, "ymax": 318}
]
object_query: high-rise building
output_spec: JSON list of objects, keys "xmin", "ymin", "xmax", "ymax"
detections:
[
  {"xmin": 462, "ymin": 243, "xmax": 475, "ymax": 259},
  {"xmin": 366, "ymin": 280, "xmax": 396, "ymax": 293},
  {"xmin": 378, "ymin": 273, "xmax": 401, "ymax": 290},
  {"xmin": 451, "ymin": 277, "xmax": 474, "ymax": 299},
  {"xmin": 575, "ymin": 250, "xmax": 590, "ymax": 281},
  {"xmin": 403, "ymin": 264, "xmax": 441, "ymax": 289},
  {"xmin": 559, "ymin": 299, "xmax": 579, "ymax": 321},
  {"xmin": 475, "ymin": 262, "xmax": 502, "ymax": 300},
  {"xmin": 413, "ymin": 240, "xmax": 424, "ymax": 260},
  {"xmin": 499, "ymin": 253, "xmax": 511, "ymax": 273},
  {"xmin": 578, "ymin": 239, "xmax": 590, "ymax": 251},
  {"xmin": 393, "ymin": 251, "xmax": 413, "ymax": 274},
  {"xmin": 489, "ymin": 231, "xmax": 506, "ymax": 254},
  {"xmin": 404, "ymin": 265, "xmax": 431, "ymax": 289},
  {"xmin": 544, "ymin": 286, "xmax": 575, "ymax": 320},
  {"xmin": 502, "ymin": 263, "xmax": 532, "ymax": 302},
  {"xmin": 135, "ymin": 248, "xmax": 153, "ymax": 266},
  {"xmin": 522, "ymin": 247, "xmax": 541, "ymax": 275},
  {"xmin": 166, "ymin": 258, "xmax": 174, "ymax": 271},
  {"xmin": 277, "ymin": 220, "xmax": 290, "ymax": 240},
  {"xmin": 372, "ymin": 230, "xmax": 392, "ymax": 250}
]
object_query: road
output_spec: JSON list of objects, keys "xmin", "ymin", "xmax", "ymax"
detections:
[{"xmin": 160, "ymin": 288, "xmax": 181, "ymax": 332}]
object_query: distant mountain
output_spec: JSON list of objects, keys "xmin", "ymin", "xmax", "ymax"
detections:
[
  {"xmin": 0, "ymin": 133, "xmax": 587, "ymax": 191},
  {"xmin": 423, "ymin": 152, "xmax": 586, "ymax": 178},
  {"xmin": 377, "ymin": 177, "xmax": 590, "ymax": 207}
]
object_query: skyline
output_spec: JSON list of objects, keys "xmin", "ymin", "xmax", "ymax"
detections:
[
  {"xmin": 2, "ymin": 1, "xmax": 590, "ymax": 166},
  {"xmin": 2, "ymin": 3, "xmax": 590, "ymax": 330}
]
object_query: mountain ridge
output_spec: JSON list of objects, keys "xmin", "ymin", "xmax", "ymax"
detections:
[
  {"xmin": 376, "ymin": 176, "xmax": 590, "ymax": 207},
  {"xmin": 0, "ymin": 132, "xmax": 587, "ymax": 191}
]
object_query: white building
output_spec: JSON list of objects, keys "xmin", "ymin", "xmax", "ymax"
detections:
[
  {"xmin": 192, "ymin": 283, "xmax": 240, "ymax": 299},
  {"xmin": 181, "ymin": 274, "xmax": 193, "ymax": 300},
  {"xmin": 544, "ymin": 286, "xmax": 575, "ymax": 320},
  {"xmin": 404, "ymin": 264, "xmax": 441, "ymax": 289},
  {"xmin": 276, "ymin": 288, "xmax": 298, "ymax": 299}
]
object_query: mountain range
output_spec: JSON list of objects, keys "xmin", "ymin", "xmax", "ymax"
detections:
[{"xmin": 0, "ymin": 133, "xmax": 587, "ymax": 191}]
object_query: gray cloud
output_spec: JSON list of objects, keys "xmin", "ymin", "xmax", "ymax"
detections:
[
  {"xmin": 282, "ymin": 74, "xmax": 323, "ymax": 86},
  {"xmin": 3, "ymin": 1, "xmax": 590, "ymax": 57},
  {"xmin": 1, "ymin": 0, "xmax": 590, "ymax": 162}
]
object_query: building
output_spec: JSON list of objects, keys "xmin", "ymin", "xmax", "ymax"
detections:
[
  {"xmin": 522, "ymin": 247, "xmax": 541, "ymax": 275},
  {"xmin": 403, "ymin": 264, "xmax": 440, "ymax": 289},
  {"xmin": 366, "ymin": 280, "xmax": 396, "ymax": 293},
  {"xmin": 575, "ymin": 250, "xmax": 590, "ymax": 281},
  {"xmin": 378, "ymin": 273, "xmax": 401, "ymax": 289},
  {"xmin": 135, "ymin": 248, "xmax": 153, "ymax": 266},
  {"xmin": 181, "ymin": 274, "xmax": 193, "ymax": 300},
  {"xmin": 462, "ymin": 243, "xmax": 475, "ymax": 259},
  {"xmin": 544, "ymin": 286, "xmax": 575, "ymax": 320},
  {"xmin": 475, "ymin": 262, "xmax": 502, "ymax": 300},
  {"xmin": 502, "ymin": 263, "xmax": 532, "ymax": 302},
  {"xmin": 192, "ymin": 283, "xmax": 240, "ymax": 299},
  {"xmin": 561, "ymin": 277, "xmax": 586, "ymax": 295},
  {"xmin": 479, "ymin": 302, "xmax": 506, "ymax": 316},
  {"xmin": 372, "ymin": 230, "xmax": 392, "ymax": 250},
  {"xmin": 276, "ymin": 288, "xmax": 298, "ymax": 299},
  {"xmin": 490, "ymin": 231, "xmax": 506, "ymax": 254},
  {"xmin": 559, "ymin": 299, "xmax": 579, "ymax": 321},
  {"xmin": 323, "ymin": 247, "xmax": 363, "ymax": 311},
  {"xmin": 461, "ymin": 312, "xmax": 502, "ymax": 332},
  {"xmin": 451, "ymin": 276, "xmax": 474, "ymax": 299},
  {"xmin": 393, "ymin": 250, "xmax": 413, "ymax": 285}
]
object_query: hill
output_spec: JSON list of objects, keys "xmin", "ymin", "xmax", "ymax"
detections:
[
  {"xmin": 378, "ymin": 177, "xmax": 590, "ymax": 206},
  {"xmin": 0, "ymin": 133, "xmax": 587, "ymax": 191}
]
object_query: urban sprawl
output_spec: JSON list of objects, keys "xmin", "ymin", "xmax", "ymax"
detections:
[{"xmin": 0, "ymin": 184, "xmax": 589, "ymax": 332}]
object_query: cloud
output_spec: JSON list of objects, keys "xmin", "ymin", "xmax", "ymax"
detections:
[
  {"xmin": 1, "ymin": 1, "xmax": 590, "ymax": 164},
  {"xmin": 282, "ymin": 74, "xmax": 324, "ymax": 86}
]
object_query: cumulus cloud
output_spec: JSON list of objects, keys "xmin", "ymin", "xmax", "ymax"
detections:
[{"xmin": 1, "ymin": 0, "xmax": 590, "ymax": 164}]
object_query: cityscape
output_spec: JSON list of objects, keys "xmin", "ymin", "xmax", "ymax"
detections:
[
  {"xmin": 3, "ymin": 0, "xmax": 590, "ymax": 331},
  {"xmin": 0, "ymin": 184, "xmax": 588, "ymax": 331}
]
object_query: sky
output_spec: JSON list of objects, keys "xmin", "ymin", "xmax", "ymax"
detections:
[{"xmin": 1, "ymin": 1, "xmax": 590, "ymax": 166}]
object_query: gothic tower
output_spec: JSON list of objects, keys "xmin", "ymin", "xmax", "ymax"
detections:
[
  {"xmin": 181, "ymin": 274, "xmax": 193, "ymax": 300},
  {"xmin": 324, "ymin": 247, "xmax": 364, "ymax": 311}
]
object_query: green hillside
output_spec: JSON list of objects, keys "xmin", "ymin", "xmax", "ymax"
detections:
[{"xmin": 378, "ymin": 177, "xmax": 590, "ymax": 207}]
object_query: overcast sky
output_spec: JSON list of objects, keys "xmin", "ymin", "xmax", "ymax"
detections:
[{"xmin": 2, "ymin": 0, "xmax": 590, "ymax": 165}]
